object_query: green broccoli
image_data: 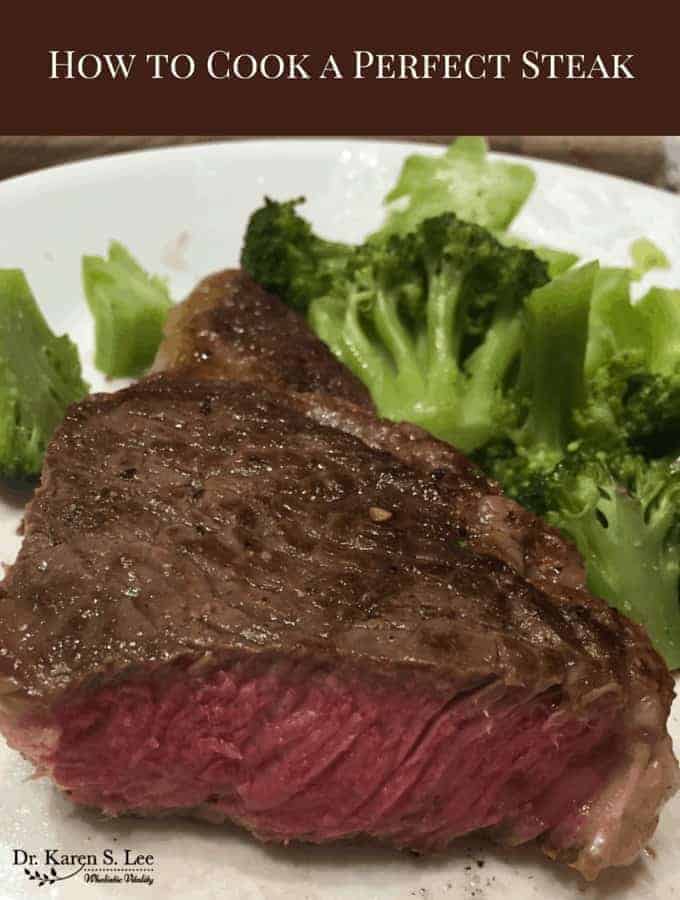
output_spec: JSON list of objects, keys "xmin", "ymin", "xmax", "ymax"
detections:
[
  {"xmin": 545, "ymin": 452, "xmax": 680, "ymax": 668},
  {"xmin": 630, "ymin": 237, "xmax": 670, "ymax": 281},
  {"xmin": 380, "ymin": 137, "xmax": 577, "ymax": 275},
  {"xmin": 578, "ymin": 283, "xmax": 680, "ymax": 457},
  {"xmin": 309, "ymin": 214, "xmax": 548, "ymax": 452},
  {"xmin": 511, "ymin": 263, "xmax": 597, "ymax": 466},
  {"xmin": 241, "ymin": 198, "xmax": 353, "ymax": 312},
  {"xmin": 82, "ymin": 241, "xmax": 173, "ymax": 378},
  {"xmin": 241, "ymin": 141, "xmax": 574, "ymax": 314},
  {"xmin": 0, "ymin": 270, "xmax": 88, "ymax": 480},
  {"xmin": 380, "ymin": 136, "xmax": 535, "ymax": 235},
  {"xmin": 475, "ymin": 263, "xmax": 596, "ymax": 508},
  {"xmin": 498, "ymin": 235, "xmax": 579, "ymax": 279},
  {"xmin": 577, "ymin": 355, "xmax": 680, "ymax": 460},
  {"xmin": 479, "ymin": 264, "xmax": 680, "ymax": 666}
]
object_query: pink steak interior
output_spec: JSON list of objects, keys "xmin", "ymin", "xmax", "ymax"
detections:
[{"xmin": 31, "ymin": 654, "xmax": 620, "ymax": 850}]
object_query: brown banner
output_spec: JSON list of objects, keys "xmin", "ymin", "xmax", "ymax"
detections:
[{"xmin": 2, "ymin": 3, "xmax": 675, "ymax": 134}]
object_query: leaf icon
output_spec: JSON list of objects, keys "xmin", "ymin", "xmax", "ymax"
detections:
[
  {"xmin": 24, "ymin": 868, "xmax": 30, "ymax": 876},
  {"xmin": 50, "ymin": 868, "xmax": 57, "ymax": 877}
]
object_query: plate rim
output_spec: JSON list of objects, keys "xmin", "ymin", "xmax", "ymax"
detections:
[{"xmin": 0, "ymin": 137, "xmax": 678, "ymax": 211}]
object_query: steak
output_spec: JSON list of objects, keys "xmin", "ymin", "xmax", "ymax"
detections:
[{"xmin": 0, "ymin": 271, "xmax": 677, "ymax": 881}]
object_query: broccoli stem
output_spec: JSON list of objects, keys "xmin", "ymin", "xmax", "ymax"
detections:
[
  {"xmin": 516, "ymin": 263, "xmax": 596, "ymax": 464},
  {"xmin": 453, "ymin": 311, "xmax": 523, "ymax": 451},
  {"xmin": 426, "ymin": 268, "xmax": 465, "ymax": 397},
  {"xmin": 373, "ymin": 287, "xmax": 420, "ymax": 382},
  {"xmin": 341, "ymin": 293, "xmax": 391, "ymax": 389}
]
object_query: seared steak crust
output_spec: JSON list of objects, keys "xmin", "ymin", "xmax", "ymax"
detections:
[
  {"xmin": 153, "ymin": 269, "xmax": 371, "ymax": 407},
  {"xmin": 3, "ymin": 375, "xmax": 665, "ymax": 700},
  {"xmin": 153, "ymin": 270, "xmax": 588, "ymax": 597}
]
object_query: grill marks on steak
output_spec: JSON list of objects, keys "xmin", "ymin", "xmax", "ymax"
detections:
[
  {"xmin": 153, "ymin": 270, "xmax": 589, "ymax": 598},
  {"xmin": 0, "ymin": 375, "xmax": 676, "ymax": 879},
  {"xmin": 297, "ymin": 393, "xmax": 589, "ymax": 598},
  {"xmin": 1, "ymin": 378, "xmax": 612, "ymax": 692}
]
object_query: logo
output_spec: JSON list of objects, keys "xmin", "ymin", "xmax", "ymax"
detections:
[{"xmin": 13, "ymin": 848, "xmax": 156, "ymax": 888}]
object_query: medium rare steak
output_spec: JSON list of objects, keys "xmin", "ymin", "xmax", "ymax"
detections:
[{"xmin": 0, "ymin": 374, "xmax": 677, "ymax": 880}]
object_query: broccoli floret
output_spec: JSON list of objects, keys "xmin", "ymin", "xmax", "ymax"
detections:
[
  {"xmin": 378, "ymin": 137, "xmax": 577, "ymax": 276},
  {"xmin": 483, "ymin": 436, "xmax": 680, "ymax": 667},
  {"xmin": 577, "ymin": 356, "xmax": 680, "ymax": 459},
  {"xmin": 239, "ymin": 141, "xmax": 572, "ymax": 313},
  {"xmin": 501, "ymin": 234, "xmax": 579, "ymax": 278},
  {"xmin": 0, "ymin": 270, "xmax": 88, "ymax": 480},
  {"xmin": 474, "ymin": 438, "xmax": 552, "ymax": 515},
  {"xmin": 239, "ymin": 142, "xmax": 570, "ymax": 313},
  {"xmin": 545, "ymin": 452, "xmax": 680, "ymax": 668},
  {"xmin": 82, "ymin": 242, "xmax": 173, "ymax": 378},
  {"xmin": 577, "ymin": 283, "xmax": 680, "ymax": 459},
  {"xmin": 483, "ymin": 434, "xmax": 680, "ymax": 667},
  {"xmin": 623, "ymin": 375, "xmax": 680, "ymax": 458},
  {"xmin": 240, "ymin": 198, "xmax": 353, "ymax": 312},
  {"xmin": 309, "ymin": 213, "xmax": 548, "ymax": 452}
]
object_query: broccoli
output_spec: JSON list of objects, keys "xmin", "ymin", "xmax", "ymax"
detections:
[
  {"xmin": 577, "ymin": 283, "xmax": 680, "ymax": 457},
  {"xmin": 499, "ymin": 234, "xmax": 579, "ymax": 279},
  {"xmin": 380, "ymin": 137, "xmax": 577, "ymax": 275},
  {"xmin": 629, "ymin": 237, "xmax": 670, "ymax": 281},
  {"xmin": 0, "ymin": 270, "xmax": 88, "ymax": 480},
  {"xmin": 620, "ymin": 375, "xmax": 680, "ymax": 459},
  {"xmin": 475, "ymin": 262, "xmax": 596, "ymax": 504},
  {"xmin": 309, "ymin": 214, "xmax": 548, "ymax": 452},
  {"xmin": 241, "ymin": 141, "xmax": 574, "ymax": 314},
  {"xmin": 82, "ymin": 241, "xmax": 173, "ymax": 378},
  {"xmin": 241, "ymin": 198, "xmax": 353, "ymax": 312},
  {"xmin": 545, "ymin": 452, "xmax": 680, "ymax": 668},
  {"xmin": 510, "ymin": 263, "xmax": 596, "ymax": 467},
  {"xmin": 577, "ymin": 354, "xmax": 680, "ymax": 460},
  {"xmin": 478, "ymin": 264, "xmax": 680, "ymax": 666},
  {"xmin": 380, "ymin": 136, "xmax": 536, "ymax": 235}
]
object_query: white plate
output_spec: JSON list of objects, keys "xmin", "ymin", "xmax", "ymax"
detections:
[{"xmin": 1, "ymin": 140, "xmax": 679, "ymax": 900}]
